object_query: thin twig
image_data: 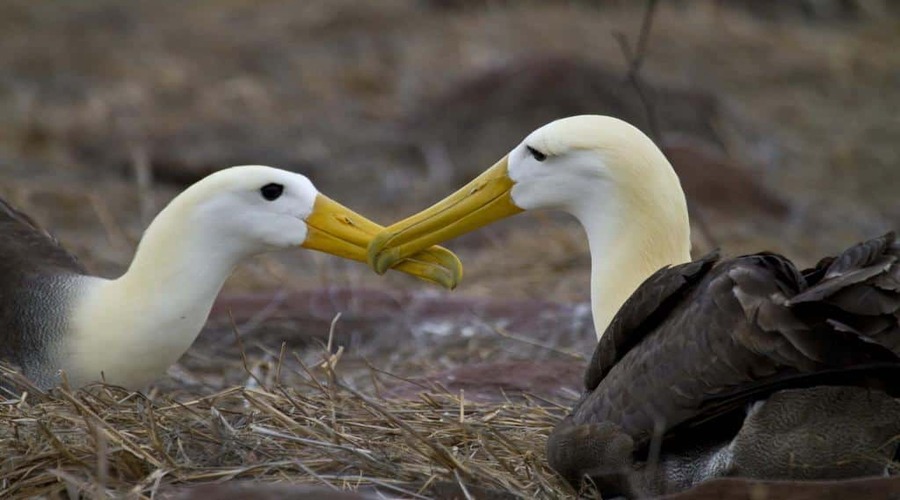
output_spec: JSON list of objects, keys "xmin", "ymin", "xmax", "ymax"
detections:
[
  {"xmin": 613, "ymin": 0, "xmax": 719, "ymax": 252},
  {"xmin": 131, "ymin": 145, "xmax": 155, "ymax": 227},
  {"xmin": 228, "ymin": 309, "xmax": 265, "ymax": 389},
  {"xmin": 614, "ymin": 0, "xmax": 661, "ymax": 142}
]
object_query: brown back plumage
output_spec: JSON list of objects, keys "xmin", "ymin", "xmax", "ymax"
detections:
[{"xmin": 548, "ymin": 232, "xmax": 900, "ymax": 491}]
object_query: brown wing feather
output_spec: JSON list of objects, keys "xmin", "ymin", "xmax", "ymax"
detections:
[
  {"xmin": 584, "ymin": 251, "xmax": 719, "ymax": 391},
  {"xmin": 549, "ymin": 233, "xmax": 900, "ymax": 485},
  {"xmin": 790, "ymin": 233, "xmax": 900, "ymax": 349}
]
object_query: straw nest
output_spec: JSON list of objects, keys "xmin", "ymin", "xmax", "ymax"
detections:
[{"xmin": 0, "ymin": 352, "xmax": 582, "ymax": 499}]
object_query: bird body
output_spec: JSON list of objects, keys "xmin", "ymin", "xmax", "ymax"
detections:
[
  {"xmin": 570, "ymin": 237, "xmax": 900, "ymax": 445},
  {"xmin": 1, "ymin": 166, "xmax": 461, "ymax": 391},
  {"xmin": 547, "ymin": 234, "xmax": 900, "ymax": 494},
  {"xmin": 367, "ymin": 115, "xmax": 900, "ymax": 494}
]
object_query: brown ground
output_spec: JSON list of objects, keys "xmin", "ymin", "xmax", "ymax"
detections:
[{"xmin": 1, "ymin": 1, "xmax": 899, "ymax": 498}]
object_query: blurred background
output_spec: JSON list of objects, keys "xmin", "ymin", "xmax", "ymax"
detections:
[
  {"xmin": 4, "ymin": 4, "xmax": 900, "ymax": 495},
  {"xmin": 4, "ymin": 5, "xmax": 900, "ymax": 497},
  {"xmin": 1, "ymin": 0, "xmax": 898, "ymax": 307}
]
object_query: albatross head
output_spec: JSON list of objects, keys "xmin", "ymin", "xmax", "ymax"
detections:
[
  {"xmin": 172, "ymin": 165, "xmax": 321, "ymax": 250},
  {"xmin": 63, "ymin": 165, "xmax": 460, "ymax": 390},
  {"xmin": 368, "ymin": 116, "xmax": 692, "ymax": 337},
  {"xmin": 144, "ymin": 165, "xmax": 461, "ymax": 288}
]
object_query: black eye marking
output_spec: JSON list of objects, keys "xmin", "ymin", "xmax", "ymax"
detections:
[
  {"xmin": 526, "ymin": 145, "xmax": 547, "ymax": 162},
  {"xmin": 260, "ymin": 183, "xmax": 284, "ymax": 201}
]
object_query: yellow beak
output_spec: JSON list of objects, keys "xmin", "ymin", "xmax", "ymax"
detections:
[
  {"xmin": 301, "ymin": 194, "xmax": 462, "ymax": 290},
  {"xmin": 368, "ymin": 155, "xmax": 522, "ymax": 275}
]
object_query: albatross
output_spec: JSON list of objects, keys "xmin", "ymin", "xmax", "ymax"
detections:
[
  {"xmin": 0, "ymin": 165, "xmax": 461, "ymax": 392},
  {"xmin": 367, "ymin": 116, "xmax": 900, "ymax": 494}
]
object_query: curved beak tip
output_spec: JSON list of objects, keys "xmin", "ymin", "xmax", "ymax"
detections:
[
  {"xmin": 367, "ymin": 234, "xmax": 392, "ymax": 274},
  {"xmin": 440, "ymin": 266, "xmax": 461, "ymax": 291},
  {"xmin": 373, "ymin": 252, "xmax": 393, "ymax": 276},
  {"xmin": 366, "ymin": 235, "xmax": 387, "ymax": 274},
  {"xmin": 443, "ymin": 254, "xmax": 463, "ymax": 289}
]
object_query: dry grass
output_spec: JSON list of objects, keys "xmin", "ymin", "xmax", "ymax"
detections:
[
  {"xmin": 0, "ymin": 352, "xmax": 577, "ymax": 499},
  {"xmin": 0, "ymin": 283, "xmax": 593, "ymax": 499}
]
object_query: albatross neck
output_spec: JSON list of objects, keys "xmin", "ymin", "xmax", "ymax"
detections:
[
  {"xmin": 114, "ymin": 215, "xmax": 241, "ymax": 319},
  {"xmin": 570, "ymin": 163, "xmax": 692, "ymax": 341},
  {"xmin": 67, "ymin": 203, "xmax": 247, "ymax": 388}
]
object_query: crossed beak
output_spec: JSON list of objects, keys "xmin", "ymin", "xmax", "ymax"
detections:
[
  {"xmin": 367, "ymin": 155, "xmax": 522, "ymax": 275},
  {"xmin": 300, "ymin": 194, "xmax": 462, "ymax": 290}
]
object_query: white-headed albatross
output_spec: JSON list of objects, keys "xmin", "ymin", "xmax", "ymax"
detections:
[
  {"xmin": 367, "ymin": 116, "xmax": 900, "ymax": 494},
  {"xmin": 0, "ymin": 165, "xmax": 461, "ymax": 392}
]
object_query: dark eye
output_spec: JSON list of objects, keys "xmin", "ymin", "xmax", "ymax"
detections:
[
  {"xmin": 526, "ymin": 145, "xmax": 547, "ymax": 162},
  {"xmin": 260, "ymin": 183, "xmax": 284, "ymax": 201}
]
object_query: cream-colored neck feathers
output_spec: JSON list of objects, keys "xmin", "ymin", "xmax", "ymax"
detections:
[
  {"xmin": 65, "ymin": 192, "xmax": 250, "ymax": 389},
  {"xmin": 535, "ymin": 117, "xmax": 692, "ymax": 339}
]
